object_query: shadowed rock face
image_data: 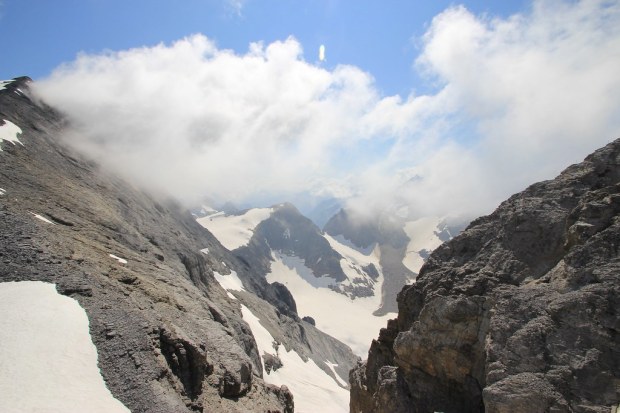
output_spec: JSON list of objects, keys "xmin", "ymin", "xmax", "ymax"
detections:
[
  {"xmin": 0, "ymin": 78, "xmax": 294, "ymax": 412},
  {"xmin": 350, "ymin": 139, "xmax": 620, "ymax": 413}
]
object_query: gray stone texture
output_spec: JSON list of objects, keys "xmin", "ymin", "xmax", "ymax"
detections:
[{"xmin": 350, "ymin": 138, "xmax": 620, "ymax": 413}]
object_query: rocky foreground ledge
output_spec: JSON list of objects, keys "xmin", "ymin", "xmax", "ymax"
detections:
[{"xmin": 350, "ymin": 139, "xmax": 620, "ymax": 413}]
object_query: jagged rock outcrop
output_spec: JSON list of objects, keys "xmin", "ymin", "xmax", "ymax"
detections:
[
  {"xmin": 1, "ymin": 78, "xmax": 294, "ymax": 412},
  {"xmin": 350, "ymin": 139, "xmax": 620, "ymax": 412}
]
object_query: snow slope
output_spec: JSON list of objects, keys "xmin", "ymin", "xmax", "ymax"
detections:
[
  {"xmin": 213, "ymin": 270, "xmax": 245, "ymax": 299},
  {"xmin": 196, "ymin": 208, "xmax": 273, "ymax": 250},
  {"xmin": 240, "ymin": 304, "xmax": 350, "ymax": 413},
  {"xmin": 402, "ymin": 216, "xmax": 445, "ymax": 273},
  {"xmin": 267, "ymin": 252, "xmax": 393, "ymax": 357},
  {"xmin": 210, "ymin": 268, "xmax": 350, "ymax": 413},
  {"xmin": 0, "ymin": 119, "xmax": 23, "ymax": 151},
  {"xmin": 0, "ymin": 281, "xmax": 130, "ymax": 413}
]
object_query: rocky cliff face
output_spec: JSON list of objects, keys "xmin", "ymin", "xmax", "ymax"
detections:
[
  {"xmin": 350, "ymin": 139, "xmax": 620, "ymax": 412},
  {"xmin": 0, "ymin": 77, "xmax": 299, "ymax": 412}
]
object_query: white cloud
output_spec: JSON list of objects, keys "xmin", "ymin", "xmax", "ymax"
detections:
[
  {"xmin": 34, "ymin": 0, "xmax": 620, "ymax": 223},
  {"xmin": 351, "ymin": 0, "xmax": 620, "ymax": 221}
]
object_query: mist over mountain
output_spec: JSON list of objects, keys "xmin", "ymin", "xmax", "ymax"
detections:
[
  {"xmin": 2, "ymin": 1, "xmax": 620, "ymax": 412},
  {"xmin": 0, "ymin": 77, "xmax": 357, "ymax": 413},
  {"xmin": 31, "ymin": 1, "xmax": 620, "ymax": 226}
]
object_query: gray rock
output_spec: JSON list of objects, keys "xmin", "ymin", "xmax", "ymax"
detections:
[
  {"xmin": 350, "ymin": 139, "xmax": 620, "ymax": 413},
  {"xmin": 0, "ymin": 78, "xmax": 293, "ymax": 412}
]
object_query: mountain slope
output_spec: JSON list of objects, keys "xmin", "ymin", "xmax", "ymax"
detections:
[
  {"xmin": 0, "ymin": 77, "xmax": 294, "ymax": 412},
  {"xmin": 0, "ymin": 77, "xmax": 354, "ymax": 413},
  {"xmin": 201, "ymin": 203, "xmax": 392, "ymax": 356},
  {"xmin": 350, "ymin": 138, "xmax": 620, "ymax": 413}
]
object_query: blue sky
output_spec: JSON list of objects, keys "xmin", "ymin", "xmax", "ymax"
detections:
[
  {"xmin": 2, "ymin": 1, "xmax": 620, "ymax": 221},
  {"xmin": 2, "ymin": 0, "xmax": 527, "ymax": 95}
]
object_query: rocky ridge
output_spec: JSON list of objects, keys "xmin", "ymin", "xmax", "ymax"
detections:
[
  {"xmin": 350, "ymin": 139, "xmax": 620, "ymax": 412},
  {"xmin": 0, "ymin": 77, "xmax": 355, "ymax": 412}
]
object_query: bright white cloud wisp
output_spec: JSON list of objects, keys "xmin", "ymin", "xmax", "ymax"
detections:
[{"xmin": 35, "ymin": 0, "xmax": 620, "ymax": 222}]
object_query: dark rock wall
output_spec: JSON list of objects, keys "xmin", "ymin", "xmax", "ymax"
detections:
[{"xmin": 350, "ymin": 139, "xmax": 620, "ymax": 413}]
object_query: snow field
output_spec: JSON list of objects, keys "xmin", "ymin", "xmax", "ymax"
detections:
[
  {"xmin": 0, "ymin": 119, "xmax": 23, "ymax": 151},
  {"xmin": 0, "ymin": 281, "xmax": 130, "ymax": 413},
  {"xmin": 402, "ymin": 216, "xmax": 444, "ymax": 273},
  {"xmin": 213, "ymin": 270, "xmax": 245, "ymax": 299},
  {"xmin": 196, "ymin": 207, "xmax": 273, "ymax": 250},
  {"xmin": 267, "ymin": 252, "xmax": 394, "ymax": 357},
  {"xmin": 323, "ymin": 233, "xmax": 379, "ymax": 268},
  {"xmin": 210, "ymin": 262, "xmax": 350, "ymax": 412},
  {"xmin": 240, "ymin": 304, "xmax": 350, "ymax": 413}
]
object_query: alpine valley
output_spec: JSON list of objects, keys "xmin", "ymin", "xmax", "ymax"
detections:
[{"xmin": 1, "ymin": 76, "xmax": 618, "ymax": 413}]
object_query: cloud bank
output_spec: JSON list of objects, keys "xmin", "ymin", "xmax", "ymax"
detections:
[{"xmin": 35, "ymin": 0, "xmax": 620, "ymax": 223}]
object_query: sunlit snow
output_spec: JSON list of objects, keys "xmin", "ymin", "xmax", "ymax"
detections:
[
  {"xmin": 0, "ymin": 281, "xmax": 131, "ymax": 413},
  {"xmin": 30, "ymin": 212, "xmax": 55, "ymax": 225},
  {"xmin": 240, "ymin": 304, "xmax": 349, "ymax": 413},
  {"xmin": 196, "ymin": 208, "xmax": 273, "ymax": 250},
  {"xmin": 324, "ymin": 233, "xmax": 378, "ymax": 267},
  {"xmin": 402, "ymin": 216, "xmax": 444, "ymax": 274},
  {"xmin": 0, "ymin": 188, "xmax": 5, "ymax": 196},
  {"xmin": 0, "ymin": 80, "xmax": 12, "ymax": 91},
  {"xmin": 109, "ymin": 254, "xmax": 128, "ymax": 264},
  {"xmin": 267, "ymin": 252, "xmax": 394, "ymax": 357},
  {"xmin": 213, "ymin": 270, "xmax": 245, "ymax": 299},
  {"xmin": 0, "ymin": 119, "xmax": 23, "ymax": 151}
]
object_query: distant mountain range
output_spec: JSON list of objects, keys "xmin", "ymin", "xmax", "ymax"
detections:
[
  {"xmin": 2, "ymin": 76, "xmax": 616, "ymax": 413},
  {"xmin": 196, "ymin": 200, "xmax": 463, "ymax": 356}
]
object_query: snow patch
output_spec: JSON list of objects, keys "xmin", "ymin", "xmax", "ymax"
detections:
[
  {"xmin": 267, "ymin": 253, "xmax": 394, "ymax": 357},
  {"xmin": 109, "ymin": 254, "xmax": 128, "ymax": 264},
  {"xmin": 213, "ymin": 270, "xmax": 245, "ymax": 299},
  {"xmin": 0, "ymin": 281, "xmax": 131, "ymax": 413},
  {"xmin": 241, "ymin": 304, "xmax": 349, "ymax": 413},
  {"xmin": 200, "ymin": 247, "xmax": 210, "ymax": 255},
  {"xmin": 403, "ymin": 216, "xmax": 444, "ymax": 273},
  {"xmin": 327, "ymin": 233, "xmax": 376, "ymax": 255},
  {"xmin": 0, "ymin": 119, "xmax": 23, "ymax": 151},
  {"xmin": 0, "ymin": 80, "xmax": 12, "ymax": 91},
  {"xmin": 30, "ymin": 212, "xmax": 55, "ymax": 225},
  {"xmin": 324, "ymin": 233, "xmax": 379, "ymax": 268},
  {"xmin": 279, "ymin": 254, "xmax": 335, "ymax": 288},
  {"xmin": 196, "ymin": 207, "xmax": 273, "ymax": 250},
  {"xmin": 0, "ymin": 188, "xmax": 5, "ymax": 196}
]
